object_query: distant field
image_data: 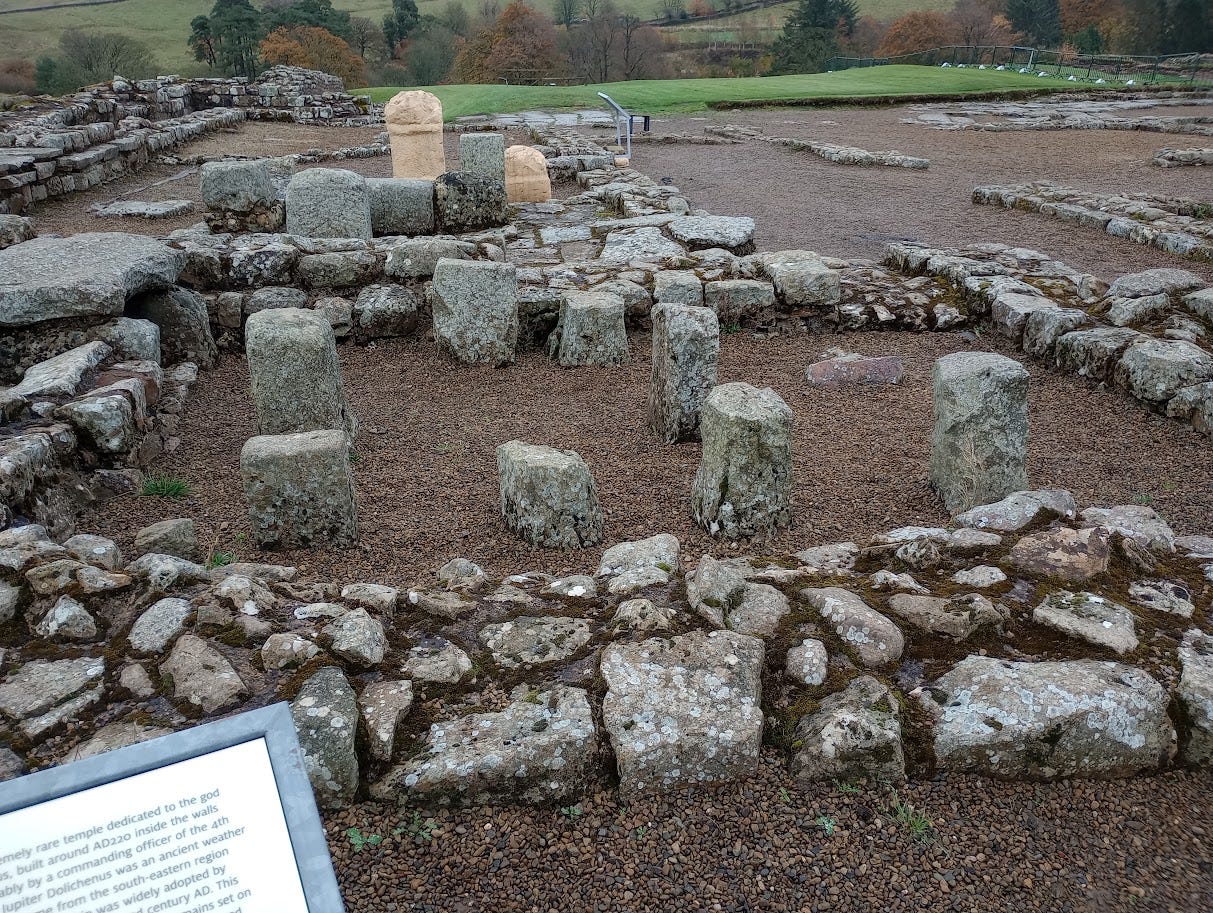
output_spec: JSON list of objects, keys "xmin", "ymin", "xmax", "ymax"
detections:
[
  {"xmin": 0, "ymin": 0, "xmax": 962, "ymax": 75},
  {"xmin": 364, "ymin": 66, "xmax": 1072, "ymax": 119}
]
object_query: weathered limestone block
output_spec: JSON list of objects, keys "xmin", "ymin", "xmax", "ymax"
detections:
[
  {"xmin": 704, "ymin": 279, "xmax": 776, "ymax": 327},
  {"xmin": 366, "ymin": 177, "xmax": 435, "ymax": 237},
  {"xmin": 786, "ymin": 638, "xmax": 828, "ymax": 685},
  {"xmin": 806, "ymin": 353, "xmax": 904, "ymax": 387},
  {"xmin": 667, "ymin": 216, "xmax": 755, "ymax": 254},
  {"xmin": 954, "ymin": 489, "xmax": 1076, "ymax": 532},
  {"xmin": 1032, "ymin": 590, "xmax": 1138, "ymax": 654},
  {"xmin": 241, "ymin": 430, "xmax": 357, "ymax": 548},
  {"xmin": 691, "ymin": 382, "xmax": 792, "ymax": 539},
  {"xmin": 653, "ymin": 271, "xmax": 703, "ymax": 307},
  {"xmin": 161, "ymin": 634, "xmax": 247, "ymax": 714},
  {"xmin": 601, "ymin": 630, "xmax": 764, "ymax": 798},
  {"xmin": 378, "ymin": 685, "xmax": 599, "ymax": 805},
  {"xmin": 385, "ymin": 237, "xmax": 474, "ymax": 279},
  {"xmin": 1114, "ymin": 338, "xmax": 1213, "ymax": 403},
  {"xmin": 199, "ymin": 159, "xmax": 284, "ymax": 231},
  {"xmin": 1022, "ymin": 307, "xmax": 1091, "ymax": 358},
  {"xmin": 295, "ymin": 251, "xmax": 381, "ymax": 289},
  {"xmin": 1055, "ymin": 326, "xmax": 1144, "ymax": 382},
  {"xmin": 479, "ymin": 616, "xmax": 592, "ymax": 667},
  {"xmin": 54, "ymin": 394, "xmax": 136, "ymax": 456},
  {"xmin": 286, "ymin": 168, "xmax": 372, "ymax": 240},
  {"xmin": 918, "ymin": 656, "xmax": 1175, "ymax": 779},
  {"xmin": 134, "ymin": 518, "xmax": 199, "ymax": 562},
  {"xmin": 129, "ymin": 287, "xmax": 217, "ymax": 369},
  {"xmin": 385, "ymin": 90, "xmax": 446, "ymax": 180},
  {"xmin": 91, "ymin": 317, "xmax": 161, "ymax": 365},
  {"xmin": 359, "ymin": 680, "xmax": 413, "ymax": 763},
  {"xmin": 504, "ymin": 145, "xmax": 551, "ymax": 203},
  {"xmin": 930, "ymin": 352, "xmax": 1028, "ymax": 515},
  {"xmin": 791, "ymin": 676, "xmax": 905, "ymax": 782},
  {"xmin": 1177, "ymin": 629, "xmax": 1213, "ymax": 765},
  {"xmin": 1009, "ymin": 526, "xmax": 1112, "ymax": 582},
  {"xmin": 596, "ymin": 533, "xmax": 681, "ymax": 596},
  {"xmin": 352, "ymin": 284, "xmax": 420, "ymax": 342},
  {"xmin": 290, "ymin": 666, "xmax": 359, "ymax": 809},
  {"xmin": 0, "ymin": 233, "xmax": 183, "ymax": 330},
  {"xmin": 802, "ymin": 587, "xmax": 905, "ymax": 667},
  {"xmin": 434, "ymin": 172, "xmax": 509, "ymax": 233},
  {"xmin": 245, "ymin": 308, "xmax": 355, "ymax": 437},
  {"xmin": 767, "ymin": 260, "xmax": 841, "ymax": 309},
  {"xmin": 459, "ymin": 132, "xmax": 506, "ymax": 181},
  {"xmin": 548, "ymin": 291, "xmax": 629, "ymax": 366},
  {"xmin": 648, "ymin": 303, "xmax": 719, "ymax": 444},
  {"xmin": 431, "ymin": 259, "xmax": 518, "ymax": 366},
  {"xmin": 1167, "ymin": 381, "xmax": 1213, "ymax": 436},
  {"xmin": 497, "ymin": 440, "xmax": 604, "ymax": 548}
]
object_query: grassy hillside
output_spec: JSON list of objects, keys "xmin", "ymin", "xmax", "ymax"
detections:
[
  {"xmin": 1, "ymin": 0, "xmax": 961, "ymax": 76},
  {"xmin": 365, "ymin": 66, "xmax": 1070, "ymax": 119}
]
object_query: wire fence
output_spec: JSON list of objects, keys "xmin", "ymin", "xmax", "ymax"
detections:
[{"xmin": 826, "ymin": 46, "xmax": 1213, "ymax": 89}]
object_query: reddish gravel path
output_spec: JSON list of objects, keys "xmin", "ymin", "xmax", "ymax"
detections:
[{"xmin": 325, "ymin": 755, "xmax": 1213, "ymax": 913}]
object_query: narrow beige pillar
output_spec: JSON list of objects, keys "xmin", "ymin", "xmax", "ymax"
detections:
[
  {"xmin": 504, "ymin": 145, "xmax": 552, "ymax": 203},
  {"xmin": 384, "ymin": 90, "xmax": 446, "ymax": 180}
]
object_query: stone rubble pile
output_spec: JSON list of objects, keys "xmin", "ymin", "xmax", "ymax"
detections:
[
  {"xmin": 972, "ymin": 182, "xmax": 1213, "ymax": 262},
  {"xmin": 0, "ymin": 492, "xmax": 1209, "ymax": 806}
]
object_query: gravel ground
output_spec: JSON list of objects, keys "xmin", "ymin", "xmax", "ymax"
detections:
[
  {"xmin": 622, "ymin": 102, "xmax": 1213, "ymax": 284},
  {"xmin": 325, "ymin": 752, "xmax": 1213, "ymax": 913},
  {"xmin": 78, "ymin": 329, "xmax": 1213, "ymax": 585}
]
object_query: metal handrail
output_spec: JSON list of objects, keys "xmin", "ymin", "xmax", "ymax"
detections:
[{"xmin": 597, "ymin": 91, "xmax": 631, "ymax": 159}]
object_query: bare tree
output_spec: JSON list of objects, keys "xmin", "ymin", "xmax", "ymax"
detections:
[
  {"xmin": 554, "ymin": 0, "xmax": 581, "ymax": 26},
  {"xmin": 617, "ymin": 16, "xmax": 667, "ymax": 78},
  {"xmin": 348, "ymin": 16, "xmax": 382, "ymax": 58}
]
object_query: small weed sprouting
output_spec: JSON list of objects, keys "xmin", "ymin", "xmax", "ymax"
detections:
[
  {"xmin": 837, "ymin": 782, "xmax": 862, "ymax": 795},
  {"xmin": 346, "ymin": 826, "xmax": 382, "ymax": 852},
  {"xmin": 722, "ymin": 322, "xmax": 742, "ymax": 335},
  {"xmin": 886, "ymin": 791, "xmax": 932, "ymax": 841},
  {"xmin": 348, "ymin": 451, "xmax": 361, "ymax": 464},
  {"xmin": 1133, "ymin": 491, "xmax": 1153, "ymax": 506},
  {"xmin": 634, "ymin": 825, "xmax": 648, "ymax": 839},
  {"xmin": 206, "ymin": 551, "xmax": 235, "ymax": 569},
  {"xmin": 815, "ymin": 815, "xmax": 836, "ymax": 836},
  {"xmin": 141, "ymin": 475, "xmax": 191, "ymax": 498},
  {"xmin": 523, "ymin": 688, "xmax": 542, "ymax": 704},
  {"xmin": 393, "ymin": 810, "xmax": 436, "ymax": 843},
  {"xmin": 559, "ymin": 805, "xmax": 583, "ymax": 820},
  {"xmin": 778, "ymin": 786, "xmax": 792, "ymax": 804}
]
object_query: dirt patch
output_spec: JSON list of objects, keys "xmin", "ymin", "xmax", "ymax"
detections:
[{"xmin": 78, "ymin": 328, "xmax": 1213, "ymax": 585}]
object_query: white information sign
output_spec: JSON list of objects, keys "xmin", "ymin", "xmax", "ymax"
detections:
[{"xmin": 0, "ymin": 738, "xmax": 310, "ymax": 913}]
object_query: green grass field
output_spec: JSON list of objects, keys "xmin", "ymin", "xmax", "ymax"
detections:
[{"xmin": 364, "ymin": 65, "xmax": 1073, "ymax": 119}]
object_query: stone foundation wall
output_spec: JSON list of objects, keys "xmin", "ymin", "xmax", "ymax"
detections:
[{"xmin": 0, "ymin": 66, "xmax": 369, "ymax": 215}]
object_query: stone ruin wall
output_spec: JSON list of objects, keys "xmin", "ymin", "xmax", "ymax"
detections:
[{"xmin": 0, "ymin": 66, "xmax": 370, "ymax": 216}]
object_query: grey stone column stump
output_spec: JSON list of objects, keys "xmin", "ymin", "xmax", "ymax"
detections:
[
  {"xmin": 930, "ymin": 351, "xmax": 1029, "ymax": 515},
  {"xmin": 241, "ymin": 430, "xmax": 358, "ymax": 548},
  {"xmin": 431, "ymin": 258, "xmax": 518, "ymax": 366},
  {"xmin": 648, "ymin": 303, "xmax": 720, "ymax": 443},
  {"xmin": 548, "ymin": 291, "xmax": 629, "ymax": 366},
  {"xmin": 367, "ymin": 178, "xmax": 435, "ymax": 236},
  {"xmin": 691, "ymin": 382, "xmax": 793, "ymax": 539},
  {"xmin": 459, "ymin": 133, "xmax": 506, "ymax": 182},
  {"xmin": 286, "ymin": 168, "xmax": 372, "ymax": 240},
  {"xmin": 245, "ymin": 307, "xmax": 356, "ymax": 438},
  {"xmin": 199, "ymin": 159, "xmax": 283, "ymax": 232},
  {"xmin": 497, "ymin": 440, "xmax": 604, "ymax": 548}
]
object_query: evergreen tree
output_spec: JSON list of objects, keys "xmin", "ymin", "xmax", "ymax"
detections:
[
  {"xmin": 1164, "ymin": 0, "xmax": 1212, "ymax": 52},
  {"xmin": 769, "ymin": 0, "xmax": 859, "ymax": 74},
  {"xmin": 1006, "ymin": 0, "xmax": 1062, "ymax": 47},
  {"xmin": 383, "ymin": 0, "xmax": 422, "ymax": 55},
  {"xmin": 265, "ymin": 0, "xmax": 353, "ymax": 41},
  {"xmin": 189, "ymin": 0, "xmax": 265, "ymax": 78}
]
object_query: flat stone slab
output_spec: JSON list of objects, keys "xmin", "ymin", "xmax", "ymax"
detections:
[
  {"xmin": 802, "ymin": 586, "xmax": 904, "ymax": 667},
  {"xmin": 667, "ymin": 216, "xmax": 755, "ymax": 252},
  {"xmin": 1032, "ymin": 590, "xmax": 1138, "ymax": 654},
  {"xmin": 0, "ymin": 233, "xmax": 184, "ymax": 329},
  {"xmin": 380, "ymin": 685, "xmax": 599, "ymax": 805},
  {"xmin": 93, "ymin": 200, "xmax": 195, "ymax": 219},
  {"xmin": 478, "ymin": 615, "xmax": 592, "ymax": 668},
  {"xmin": 918, "ymin": 656, "xmax": 1174, "ymax": 779},
  {"xmin": 806, "ymin": 353, "xmax": 905, "ymax": 387},
  {"xmin": 601, "ymin": 630, "xmax": 763, "ymax": 798}
]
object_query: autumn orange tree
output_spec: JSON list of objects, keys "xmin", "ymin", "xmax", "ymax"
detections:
[
  {"xmin": 260, "ymin": 25, "xmax": 367, "ymax": 86},
  {"xmin": 451, "ymin": 1, "xmax": 565, "ymax": 83},
  {"xmin": 876, "ymin": 11, "xmax": 961, "ymax": 56}
]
